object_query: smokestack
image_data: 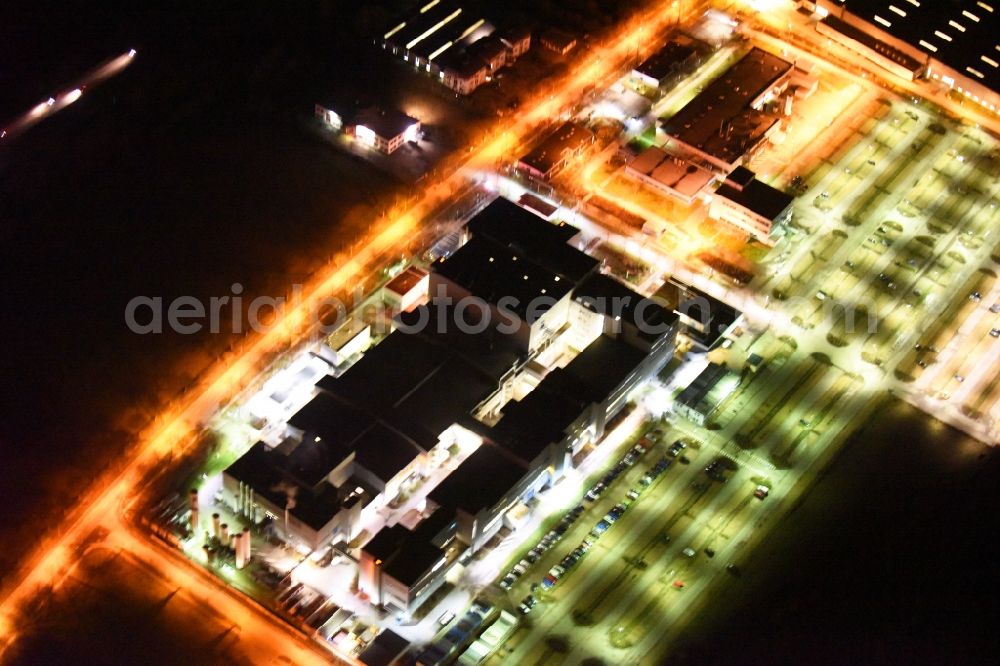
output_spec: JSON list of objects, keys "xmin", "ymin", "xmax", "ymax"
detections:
[
  {"xmin": 203, "ymin": 544, "xmax": 213, "ymax": 564},
  {"xmin": 234, "ymin": 532, "xmax": 246, "ymax": 569},
  {"xmin": 190, "ymin": 507, "xmax": 199, "ymax": 534},
  {"xmin": 241, "ymin": 527, "xmax": 252, "ymax": 564},
  {"xmin": 220, "ymin": 523, "xmax": 229, "ymax": 544},
  {"xmin": 188, "ymin": 488, "xmax": 199, "ymax": 510},
  {"xmin": 212, "ymin": 513, "xmax": 221, "ymax": 539}
]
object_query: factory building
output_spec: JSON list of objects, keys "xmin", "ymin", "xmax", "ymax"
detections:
[
  {"xmin": 631, "ymin": 39, "xmax": 701, "ymax": 90},
  {"xmin": 227, "ymin": 196, "xmax": 677, "ymax": 615},
  {"xmin": 378, "ymin": 1, "xmax": 530, "ymax": 96},
  {"xmin": 708, "ymin": 166, "xmax": 794, "ymax": 244},
  {"xmin": 659, "ymin": 47, "xmax": 794, "ymax": 171},
  {"xmin": 624, "ymin": 146, "xmax": 716, "ymax": 205},
  {"xmin": 808, "ymin": 1, "xmax": 1000, "ymax": 115},
  {"xmin": 516, "ymin": 122, "xmax": 595, "ymax": 180},
  {"xmin": 654, "ymin": 277, "xmax": 743, "ymax": 351}
]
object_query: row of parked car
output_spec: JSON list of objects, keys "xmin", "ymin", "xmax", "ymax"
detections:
[
  {"xmin": 584, "ymin": 437, "xmax": 653, "ymax": 502},
  {"xmin": 499, "ymin": 503, "xmax": 587, "ymax": 590},
  {"xmin": 537, "ymin": 535, "xmax": 594, "ymax": 593}
]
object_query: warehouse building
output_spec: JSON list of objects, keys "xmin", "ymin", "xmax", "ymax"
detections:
[
  {"xmin": 631, "ymin": 39, "xmax": 700, "ymax": 90},
  {"xmin": 708, "ymin": 166, "xmax": 793, "ymax": 243},
  {"xmin": 624, "ymin": 146, "xmax": 716, "ymax": 204},
  {"xmin": 378, "ymin": 1, "xmax": 530, "ymax": 96},
  {"xmin": 226, "ymin": 196, "xmax": 677, "ymax": 615},
  {"xmin": 808, "ymin": 1, "xmax": 1000, "ymax": 114},
  {"xmin": 516, "ymin": 122, "xmax": 595, "ymax": 180},
  {"xmin": 659, "ymin": 47, "xmax": 793, "ymax": 171}
]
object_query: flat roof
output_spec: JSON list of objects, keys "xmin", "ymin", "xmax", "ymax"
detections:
[
  {"xmin": 819, "ymin": 14, "xmax": 923, "ymax": 73},
  {"xmin": 715, "ymin": 177, "xmax": 793, "ymax": 221},
  {"xmin": 396, "ymin": 301, "xmax": 525, "ymax": 379},
  {"xmin": 352, "ymin": 423, "xmax": 425, "ymax": 484},
  {"xmin": 557, "ymin": 335, "xmax": 649, "ymax": 404},
  {"xmin": 491, "ymin": 385, "xmax": 588, "ymax": 463},
  {"xmin": 654, "ymin": 278, "xmax": 741, "ymax": 348},
  {"xmin": 634, "ymin": 40, "xmax": 698, "ymax": 82},
  {"xmin": 517, "ymin": 193, "xmax": 558, "ymax": 219},
  {"xmin": 320, "ymin": 324, "xmax": 516, "ymax": 448},
  {"xmin": 834, "ymin": 0, "xmax": 998, "ymax": 93},
  {"xmin": 467, "ymin": 197, "xmax": 598, "ymax": 283},
  {"xmin": 428, "ymin": 443, "xmax": 528, "ymax": 515},
  {"xmin": 385, "ymin": 265, "xmax": 428, "ymax": 297},
  {"xmin": 363, "ymin": 524, "xmax": 445, "ymax": 588},
  {"xmin": 319, "ymin": 332, "xmax": 446, "ymax": 411},
  {"xmin": 661, "ymin": 47, "xmax": 791, "ymax": 165},
  {"xmin": 433, "ymin": 235, "xmax": 575, "ymax": 322},
  {"xmin": 573, "ymin": 272, "xmax": 678, "ymax": 343},
  {"xmin": 286, "ymin": 392, "xmax": 371, "ymax": 484},
  {"xmin": 359, "ymin": 630, "xmax": 410, "ymax": 666},
  {"xmin": 354, "ymin": 107, "xmax": 419, "ymax": 140},
  {"xmin": 627, "ymin": 147, "xmax": 715, "ymax": 200},
  {"xmin": 326, "ymin": 316, "xmax": 369, "ymax": 352},
  {"xmin": 225, "ymin": 442, "xmax": 377, "ymax": 531},
  {"xmin": 519, "ymin": 122, "xmax": 594, "ymax": 176}
]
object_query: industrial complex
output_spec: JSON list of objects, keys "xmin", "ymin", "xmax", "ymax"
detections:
[
  {"xmin": 214, "ymin": 197, "xmax": 679, "ymax": 624},
  {"xmin": 377, "ymin": 0, "xmax": 531, "ymax": 95},
  {"xmin": 13, "ymin": 1, "xmax": 1000, "ymax": 665}
]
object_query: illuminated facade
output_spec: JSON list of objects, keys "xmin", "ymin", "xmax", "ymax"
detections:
[
  {"xmin": 314, "ymin": 102, "xmax": 420, "ymax": 154},
  {"xmin": 378, "ymin": 1, "xmax": 530, "ymax": 95}
]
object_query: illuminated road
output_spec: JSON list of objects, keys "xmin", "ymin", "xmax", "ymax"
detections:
[{"xmin": 0, "ymin": 0, "xmax": 712, "ymax": 661}]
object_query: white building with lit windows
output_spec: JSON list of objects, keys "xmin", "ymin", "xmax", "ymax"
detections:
[{"xmin": 314, "ymin": 101, "xmax": 420, "ymax": 155}]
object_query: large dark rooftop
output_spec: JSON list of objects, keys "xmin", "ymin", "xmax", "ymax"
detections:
[
  {"xmin": 715, "ymin": 176, "xmax": 793, "ymax": 221},
  {"xmin": 634, "ymin": 40, "xmax": 698, "ymax": 83},
  {"xmin": 491, "ymin": 384, "xmax": 588, "ymax": 463},
  {"xmin": 661, "ymin": 47, "xmax": 791, "ymax": 166},
  {"xmin": 286, "ymin": 392, "xmax": 370, "ymax": 485},
  {"xmin": 519, "ymin": 122, "xmax": 594, "ymax": 177},
  {"xmin": 318, "ymin": 323, "xmax": 516, "ymax": 448},
  {"xmin": 433, "ymin": 235, "xmax": 574, "ymax": 322},
  {"xmin": 573, "ymin": 272, "xmax": 678, "ymax": 342},
  {"xmin": 836, "ymin": 0, "xmax": 1000, "ymax": 94},
  {"xmin": 553, "ymin": 335, "xmax": 649, "ymax": 405},
  {"xmin": 428, "ymin": 443, "xmax": 527, "ymax": 516},
  {"xmin": 467, "ymin": 197, "xmax": 598, "ymax": 283},
  {"xmin": 225, "ymin": 442, "xmax": 377, "ymax": 531}
]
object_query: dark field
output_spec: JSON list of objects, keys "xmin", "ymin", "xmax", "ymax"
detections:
[
  {"xmin": 671, "ymin": 398, "xmax": 1000, "ymax": 665},
  {"xmin": 5, "ymin": 546, "xmax": 257, "ymax": 666},
  {"xmin": 0, "ymin": 0, "xmax": 406, "ymax": 585}
]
